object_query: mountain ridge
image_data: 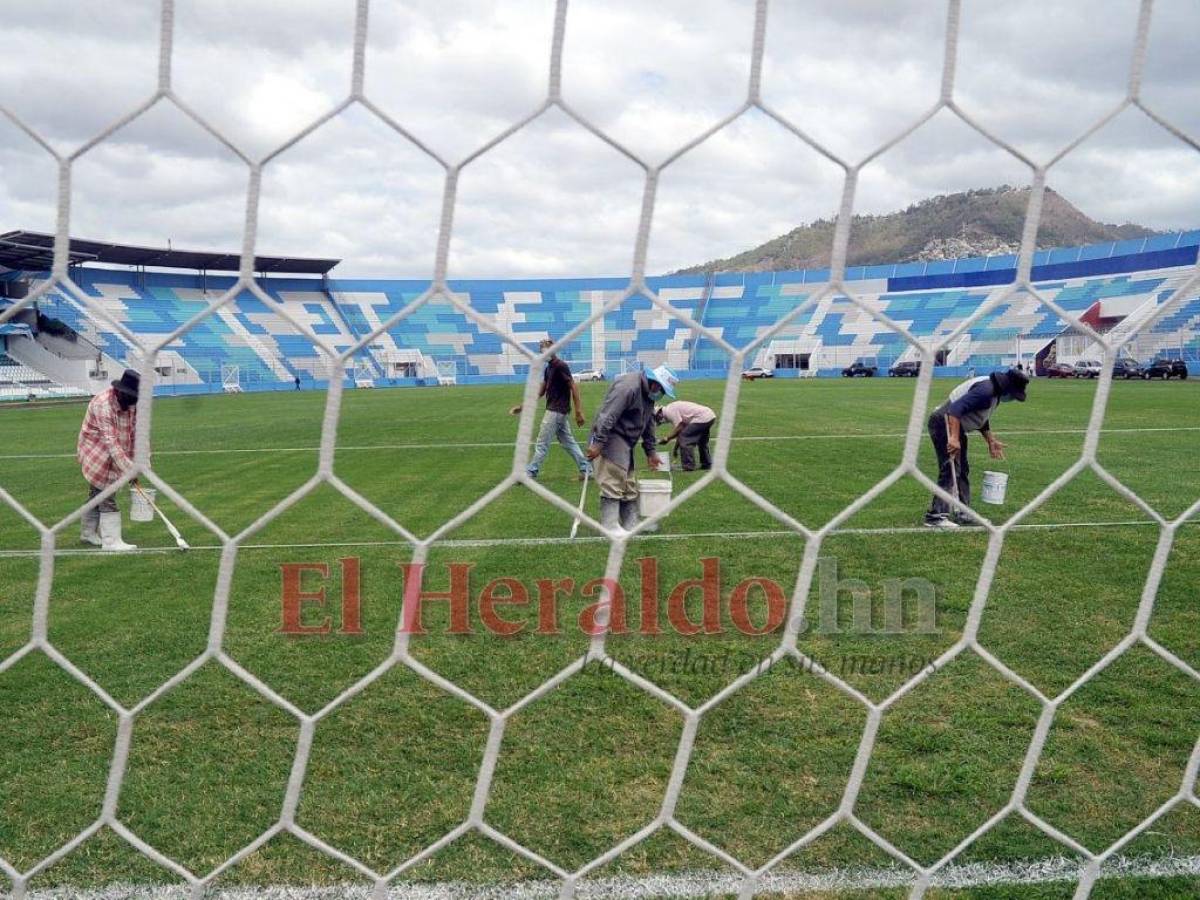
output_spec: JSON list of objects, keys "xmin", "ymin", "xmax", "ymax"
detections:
[{"xmin": 675, "ymin": 186, "xmax": 1161, "ymax": 275}]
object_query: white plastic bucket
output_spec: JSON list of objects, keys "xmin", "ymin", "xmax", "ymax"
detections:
[
  {"xmin": 635, "ymin": 453, "xmax": 671, "ymax": 532},
  {"xmin": 130, "ymin": 487, "xmax": 156, "ymax": 522},
  {"xmin": 637, "ymin": 479, "xmax": 672, "ymax": 518},
  {"xmin": 981, "ymin": 471, "xmax": 1008, "ymax": 505}
]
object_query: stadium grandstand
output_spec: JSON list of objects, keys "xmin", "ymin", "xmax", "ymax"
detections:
[{"xmin": 1, "ymin": 227, "xmax": 1198, "ymax": 397}]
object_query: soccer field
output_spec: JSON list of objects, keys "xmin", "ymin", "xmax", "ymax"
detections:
[{"xmin": 0, "ymin": 377, "xmax": 1198, "ymax": 899}]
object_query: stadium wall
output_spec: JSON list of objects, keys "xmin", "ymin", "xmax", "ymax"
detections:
[{"xmin": 5, "ymin": 231, "xmax": 1199, "ymax": 393}]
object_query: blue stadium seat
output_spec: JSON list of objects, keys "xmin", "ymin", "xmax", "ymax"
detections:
[{"xmin": 14, "ymin": 232, "xmax": 1196, "ymax": 385}]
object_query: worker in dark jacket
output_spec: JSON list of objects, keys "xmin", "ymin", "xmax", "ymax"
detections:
[
  {"xmin": 511, "ymin": 337, "xmax": 590, "ymax": 480},
  {"xmin": 586, "ymin": 365, "xmax": 677, "ymax": 531},
  {"xmin": 925, "ymin": 368, "xmax": 1028, "ymax": 528}
]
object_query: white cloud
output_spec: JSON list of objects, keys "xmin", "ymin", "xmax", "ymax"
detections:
[
  {"xmin": 365, "ymin": 0, "xmax": 556, "ymax": 163},
  {"xmin": 0, "ymin": 0, "xmax": 1195, "ymax": 278},
  {"xmin": 450, "ymin": 106, "xmax": 645, "ymax": 278}
]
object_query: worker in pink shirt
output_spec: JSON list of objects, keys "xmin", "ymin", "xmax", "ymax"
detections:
[
  {"xmin": 77, "ymin": 369, "xmax": 142, "ymax": 551},
  {"xmin": 655, "ymin": 399, "xmax": 716, "ymax": 471}
]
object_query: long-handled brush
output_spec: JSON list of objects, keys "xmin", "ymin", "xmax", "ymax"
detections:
[
  {"xmin": 134, "ymin": 483, "xmax": 190, "ymax": 550},
  {"xmin": 569, "ymin": 468, "xmax": 590, "ymax": 539},
  {"xmin": 944, "ymin": 414, "xmax": 964, "ymax": 523},
  {"xmin": 949, "ymin": 446, "xmax": 976, "ymax": 525},
  {"xmin": 949, "ymin": 453, "xmax": 961, "ymax": 508}
]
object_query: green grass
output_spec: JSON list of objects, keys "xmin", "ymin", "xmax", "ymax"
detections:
[{"xmin": 0, "ymin": 377, "xmax": 1198, "ymax": 897}]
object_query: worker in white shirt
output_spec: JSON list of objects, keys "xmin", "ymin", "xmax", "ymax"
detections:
[{"xmin": 655, "ymin": 400, "xmax": 716, "ymax": 471}]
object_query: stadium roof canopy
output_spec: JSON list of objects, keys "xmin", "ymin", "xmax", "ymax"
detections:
[{"xmin": 0, "ymin": 230, "xmax": 340, "ymax": 275}]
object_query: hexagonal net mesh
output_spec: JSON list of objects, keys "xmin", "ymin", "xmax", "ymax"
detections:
[{"xmin": 0, "ymin": 1, "xmax": 1198, "ymax": 898}]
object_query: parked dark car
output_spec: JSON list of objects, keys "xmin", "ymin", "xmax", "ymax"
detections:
[
  {"xmin": 1045, "ymin": 362, "xmax": 1075, "ymax": 378},
  {"xmin": 1112, "ymin": 358, "xmax": 1144, "ymax": 379},
  {"xmin": 1073, "ymin": 359, "xmax": 1102, "ymax": 378},
  {"xmin": 1143, "ymin": 358, "xmax": 1189, "ymax": 380},
  {"xmin": 888, "ymin": 360, "xmax": 921, "ymax": 377},
  {"xmin": 842, "ymin": 360, "xmax": 878, "ymax": 377}
]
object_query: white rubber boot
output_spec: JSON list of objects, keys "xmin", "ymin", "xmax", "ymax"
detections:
[
  {"xmin": 599, "ymin": 497, "xmax": 624, "ymax": 535},
  {"xmin": 619, "ymin": 500, "xmax": 641, "ymax": 532},
  {"xmin": 80, "ymin": 513, "xmax": 102, "ymax": 547},
  {"xmin": 99, "ymin": 511, "xmax": 137, "ymax": 552}
]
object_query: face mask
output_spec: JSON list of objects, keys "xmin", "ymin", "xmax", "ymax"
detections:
[
  {"xmin": 117, "ymin": 394, "xmax": 135, "ymax": 410},
  {"xmin": 649, "ymin": 385, "xmax": 663, "ymax": 400},
  {"xmin": 1000, "ymin": 394, "xmax": 1014, "ymax": 403}
]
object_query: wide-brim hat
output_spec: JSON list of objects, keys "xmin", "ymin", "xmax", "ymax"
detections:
[
  {"xmin": 648, "ymin": 364, "xmax": 678, "ymax": 399},
  {"xmin": 111, "ymin": 368, "xmax": 140, "ymax": 399},
  {"xmin": 1006, "ymin": 367, "xmax": 1029, "ymax": 402}
]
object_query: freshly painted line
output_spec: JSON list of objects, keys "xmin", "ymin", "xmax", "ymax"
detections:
[
  {"xmin": 17, "ymin": 853, "xmax": 1200, "ymax": 898},
  {"xmin": 2, "ymin": 425, "xmax": 1198, "ymax": 459}
]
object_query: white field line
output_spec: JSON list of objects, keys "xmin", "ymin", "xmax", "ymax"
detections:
[
  {"xmin": 2, "ymin": 425, "xmax": 1198, "ymax": 460},
  {"xmin": 0, "ymin": 519, "xmax": 1188, "ymax": 558},
  {"xmin": 17, "ymin": 853, "xmax": 1200, "ymax": 899}
]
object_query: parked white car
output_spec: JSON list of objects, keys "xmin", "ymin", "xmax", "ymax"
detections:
[
  {"xmin": 741, "ymin": 366, "xmax": 774, "ymax": 380},
  {"xmin": 573, "ymin": 369, "xmax": 606, "ymax": 382}
]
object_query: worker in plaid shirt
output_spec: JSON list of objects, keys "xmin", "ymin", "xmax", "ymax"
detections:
[{"xmin": 77, "ymin": 369, "xmax": 142, "ymax": 551}]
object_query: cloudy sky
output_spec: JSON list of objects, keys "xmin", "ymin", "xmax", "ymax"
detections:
[{"xmin": 0, "ymin": 0, "xmax": 1197, "ymax": 278}]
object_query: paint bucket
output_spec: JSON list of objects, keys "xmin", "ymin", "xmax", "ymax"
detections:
[
  {"xmin": 130, "ymin": 487, "xmax": 156, "ymax": 522},
  {"xmin": 637, "ymin": 453, "xmax": 672, "ymax": 531},
  {"xmin": 637, "ymin": 479, "xmax": 672, "ymax": 519},
  {"xmin": 981, "ymin": 471, "xmax": 1008, "ymax": 505}
]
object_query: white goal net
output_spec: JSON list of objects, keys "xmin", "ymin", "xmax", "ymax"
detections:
[
  {"xmin": 0, "ymin": 2, "xmax": 1196, "ymax": 899},
  {"xmin": 350, "ymin": 364, "xmax": 375, "ymax": 389}
]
